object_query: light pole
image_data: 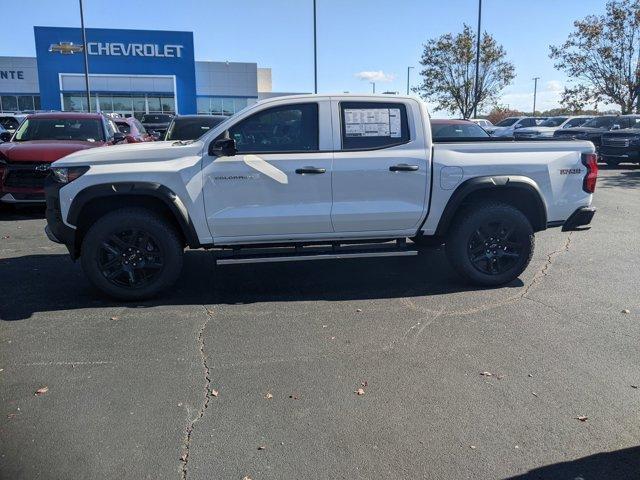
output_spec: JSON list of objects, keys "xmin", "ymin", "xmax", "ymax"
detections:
[
  {"xmin": 472, "ymin": 0, "xmax": 482, "ymax": 118},
  {"xmin": 406, "ymin": 66, "xmax": 414, "ymax": 95},
  {"xmin": 79, "ymin": 0, "xmax": 91, "ymax": 112},
  {"xmin": 370, "ymin": 82, "xmax": 376, "ymax": 94},
  {"xmin": 313, "ymin": 0, "xmax": 318, "ymax": 94},
  {"xmin": 532, "ymin": 77, "xmax": 540, "ymax": 116}
]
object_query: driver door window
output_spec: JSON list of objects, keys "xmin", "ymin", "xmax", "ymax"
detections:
[{"xmin": 228, "ymin": 103, "xmax": 319, "ymax": 153}]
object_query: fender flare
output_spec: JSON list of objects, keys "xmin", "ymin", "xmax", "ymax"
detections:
[
  {"xmin": 67, "ymin": 182, "xmax": 201, "ymax": 248},
  {"xmin": 433, "ymin": 175, "xmax": 548, "ymax": 236}
]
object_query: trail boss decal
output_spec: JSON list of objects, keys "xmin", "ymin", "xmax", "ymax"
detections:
[{"xmin": 560, "ymin": 168, "xmax": 582, "ymax": 175}]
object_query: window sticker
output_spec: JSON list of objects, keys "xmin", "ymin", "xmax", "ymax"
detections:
[{"xmin": 344, "ymin": 108, "xmax": 402, "ymax": 138}]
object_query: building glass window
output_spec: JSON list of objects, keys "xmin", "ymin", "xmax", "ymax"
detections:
[
  {"xmin": 112, "ymin": 96, "xmax": 133, "ymax": 112},
  {"xmin": 161, "ymin": 96, "xmax": 175, "ymax": 113},
  {"xmin": 33, "ymin": 96, "xmax": 41, "ymax": 110},
  {"xmin": 1, "ymin": 96, "xmax": 18, "ymax": 112},
  {"xmin": 197, "ymin": 96, "xmax": 255, "ymax": 116},
  {"xmin": 18, "ymin": 96, "xmax": 34, "ymax": 111}
]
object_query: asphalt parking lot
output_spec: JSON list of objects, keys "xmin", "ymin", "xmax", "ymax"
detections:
[{"xmin": 1, "ymin": 166, "xmax": 639, "ymax": 480}]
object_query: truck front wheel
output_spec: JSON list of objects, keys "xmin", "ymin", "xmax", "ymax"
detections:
[
  {"xmin": 446, "ymin": 202, "xmax": 534, "ymax": 287},
  {"xmin": 80, "ymin": 208, "xmax": 184, "ymax": 300}
]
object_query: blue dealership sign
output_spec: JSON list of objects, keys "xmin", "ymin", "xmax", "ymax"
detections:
[{"xmin": 34, "ymin": 26, "xmax": 197, "ymax": 113}]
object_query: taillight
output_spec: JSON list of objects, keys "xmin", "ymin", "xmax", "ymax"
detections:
[{"xmin": 581, "ymin": 153, "xmax": 598, "ymax": 193}]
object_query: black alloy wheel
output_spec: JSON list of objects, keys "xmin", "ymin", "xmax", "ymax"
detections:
[
  {"xmin": 467, "ymin": 221, "xmax": 524, "ymax": 276},
  {"xmin": 97, "ymin": 229, "xmax": 164, "ymax": 288}
]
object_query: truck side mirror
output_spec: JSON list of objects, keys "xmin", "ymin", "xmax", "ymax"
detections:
[
  {"xmin": 113, "ymin": 132, "xmax": 127, "ymax": 144},
  {"xmin": 209, "ymin": 137, "xmax": 237, "ymax": 157}
]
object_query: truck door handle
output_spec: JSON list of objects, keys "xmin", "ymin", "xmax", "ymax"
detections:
[
  {"xmin": 389, "ymin": 164, "xmax": 419, "ymax": 172},
  {"xmin": 295, "ymin": 166, "xmax": 326, "ymax": 174}
]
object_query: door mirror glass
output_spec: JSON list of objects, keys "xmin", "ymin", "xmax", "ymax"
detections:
[
  {"xmin": 209, "ymin": 137, "xmax": 237, "ymax": 157},
  {"xmin": 0, "ymin": 131, "xmax": 11, "ymax": 142}
]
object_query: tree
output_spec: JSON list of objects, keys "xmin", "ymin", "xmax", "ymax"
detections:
[
  {"xmin": 485, "ymin": 106, "xmax": 524, "ymax": 125},
  {"xmin": 415, "ymin": 24, "xmax": 515, "ymax": 118},
  {"xmin": 550, "ymin": 0, "xmax": 640, "ymax": 114}
]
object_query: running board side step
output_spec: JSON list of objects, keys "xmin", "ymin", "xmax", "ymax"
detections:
[
  {"xmin": 215, "ymin": 240, "xmax": 418, "ymax": 265},
  {"xmin": 216, "ymin": 249, "xmax": 417, "ymax": 265}
]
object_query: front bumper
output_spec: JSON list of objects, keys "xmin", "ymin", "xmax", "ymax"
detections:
[
  {"xmin": 599, "ymin": 146, "xmax": 640, "ymax": 162},
  {"xmin": 561, "ymin": 207, "xmax": 596, "ymax": 231},
  {"xmin": 44, "ymin": 176, "xmax": 77, "ymax": 257}
]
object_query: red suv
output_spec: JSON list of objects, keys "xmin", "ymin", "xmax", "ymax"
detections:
[{"xmin": 0, "ymin": 112, "xmax": 124, "ymax": 203}]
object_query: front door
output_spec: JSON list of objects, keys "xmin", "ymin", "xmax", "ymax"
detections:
[
  {"xmin": 202, "ymin": 101, "xmax": 334, "ymax": 241},
  {"xmin": 330, "ymin": 100, "xmax": 429, "ymax": 233}
]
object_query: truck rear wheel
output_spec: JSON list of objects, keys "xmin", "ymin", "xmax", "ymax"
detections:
[
  {"xmin": 80, "ymin": 208, "xmax": 184, "ymax": 300},
  {"xmin": 446, "ymin": 202, "xmax": 534, "ymax": 287}
]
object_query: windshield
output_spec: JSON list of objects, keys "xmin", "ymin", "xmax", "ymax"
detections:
[
  {"xmin": 141, "ymin": 114, "xmax": 172, "ymax": 123},
  {"xmin": 495, "ymin": 117, "xmax": 519, "ymax": 127},
  {"xmin": 0, "ymin": 117, "xmax": 21, "ymax": 130},
  {"xmin": 13, "ymin": 118, "xmax": 104, "ymax": 142},
  {"xmin": 115, "ymin": 122, "xmax": 131, "ymax": 134},
  {"xmin": 165, "ymin": 117, "xmax": 226, "ymax": 141},
  {"xmin": 538, "ymin": 117, "xmax": 568, "ymax": 127},
  {"xmin": 582, "ymin": 117, "xmax": 616, "ymax": 129},
  {"xmin": 430, "ymin": 122, "xmax": 490, "ymax": 140}
]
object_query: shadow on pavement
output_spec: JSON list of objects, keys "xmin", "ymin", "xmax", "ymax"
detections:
[
  {"xmin": 597, "ymin": 166, "xmax": 640, "ymax": 189},
  {"xmin": 0, "ymin": 204, "xmax": 45, "ymax": 220},
  {"xmin": 0, "ymin": 248, "xmax": 523, "ymax": 321},
  {"xmin": 505, "ymin": 445, "xmax": 640, "ymax": 480}
]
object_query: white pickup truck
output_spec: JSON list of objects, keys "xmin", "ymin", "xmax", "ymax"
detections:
[{"xmin": 44, "ymin": 95, "xmax": 598, "ymax": 300}]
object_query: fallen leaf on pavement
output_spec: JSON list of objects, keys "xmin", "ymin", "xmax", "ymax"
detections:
[
  {"xmin": 289, "ymin": 394, "xmax": 299, "ymax": 400},
  {"xmin": 180, "ymin": 453, "xmax": 187, "ymax": 461},
  {"xmin": 356, "ymin": 308, "xmax": 362, "ymax": 313},
  {"xmin": 265, "ymin": 393, "xmax": 273, "ymax": 399},
  {"xmin": 110, "ymin": 316, "xmax": 119, "ymax": 321},
  {"xmin": 480, "ymin": 372, "xmax": 493, "ymax": 377},
  {"xmin": 632, "ymin": 385, "xmax": 638, "ymax": 389},
  {"xmin": 532, "ymin": 392, "xmax": 538, "ymax": 397},
  {"xmin": 622, "ymin": 309, "xmax": 630, "ymax": 314},
  {"xmin": 242, "ymin": 477, "xmax": 252, "ymax": 480},
  {"xmin": 257, "ymin": 445, "xmax": 266, "ymax": 450},
  {"xmin": 211, "ymin": 389, "xmax": 219, "ymax": 397},
  {"xmin": 355, "ymin": 388, "xmax": 365, "ymax": 396},
  {"xmin": 576, "ymin": 415, "xmax": 588, "ymax": 422},
  {"xmin": 361, "ymin": 381, "xmax": 368, "ymax": 387},
  {"xmin": 527, "ymin": 374, "xmax": 533, "ymax": 378},
  {"xmin": 470, "ymin": 445, "xmax": 476, "ymax": 449},
  {"xmin": 35, "ymin": 386, "xmax": 49, "ymax": 396}
]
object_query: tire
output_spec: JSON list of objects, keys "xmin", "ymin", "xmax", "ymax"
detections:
[
  {"xmin": 80, "ymin": 208, "xmax": 184, "ymax": 300},
  {"xmin": 445, "ymin": 202, "xmax": 534, "ymax": 287}
]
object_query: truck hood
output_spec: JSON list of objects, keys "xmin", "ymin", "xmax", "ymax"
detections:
[
  {"xmin": 0, "ymin": 140, "xmax": 101, "ymax": 163},
  {"xmin": 53, "ymin": 140, "xmax": 204, "ymax": 167}
]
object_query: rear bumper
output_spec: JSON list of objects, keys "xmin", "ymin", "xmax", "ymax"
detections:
[
  {"xmin": 44, "ymin": 176, "xmax": 77, "ymax": 257},
  {"xmin": 561, "ymin": 207, "xmax": 596, "ymax": 231}
]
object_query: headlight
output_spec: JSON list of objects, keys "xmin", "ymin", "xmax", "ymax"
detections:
[{"xmin": 51, "ymin": 166, "xmax": 89, "ymax": 184}]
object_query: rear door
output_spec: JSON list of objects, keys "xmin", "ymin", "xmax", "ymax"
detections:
[
  {"xmin": 202, "ymin": 100, "xmax": 334, "ymax": 241},
  {"xmin": 329, "ymin": 98, "xmax": 429, "ymax": 233}
]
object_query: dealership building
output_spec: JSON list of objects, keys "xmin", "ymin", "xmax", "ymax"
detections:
[{"xmin": 0, "ymin": 26, "xmax": 290, "ymax": 118}]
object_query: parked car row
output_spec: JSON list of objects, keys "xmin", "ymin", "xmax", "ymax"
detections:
[{"xmin": 0, "ymin": 111, "xmax": 230, "ymax": 204}]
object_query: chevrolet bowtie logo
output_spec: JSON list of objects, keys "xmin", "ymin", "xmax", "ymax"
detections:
[{"xmin": 49, "ymin": 42, "xmax": 84, "ymax": 55}]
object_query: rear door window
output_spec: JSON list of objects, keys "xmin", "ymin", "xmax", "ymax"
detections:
[{"xmin": 340, "ymin": 102, "xmax": 409, "ymax": 150}]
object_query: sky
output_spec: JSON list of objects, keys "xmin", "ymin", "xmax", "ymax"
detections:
[{"xmin": 0, "ymin": 0, "xmax": 608, "ymax": 115}]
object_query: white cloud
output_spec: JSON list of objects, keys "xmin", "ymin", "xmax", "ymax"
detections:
[
  {"xmin": 355, "ymin": 70, "xmax": 396, "ymax": 83},
  {"xmin": 546, "ymin": 80, "xmax": 563, "ymax": 93}
]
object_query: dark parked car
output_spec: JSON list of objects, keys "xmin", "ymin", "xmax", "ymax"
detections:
[
  {"xmin": 164, "ymin": 115, "xmax": 227, "ymax": 141},
  {"xmin": 140, "ymin": 113, "xmax": 173, "ymax": 138},
  {"xmin": 430, "ymin": 119, "xmax": 490, "ymax": 142},
  {"xmin": 599, "ymin": 129, "xmax": 640, "ymax": 167},
  {"xmin": 553, "ymin": 115, "xmax": 640, "ymax": 146}
]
